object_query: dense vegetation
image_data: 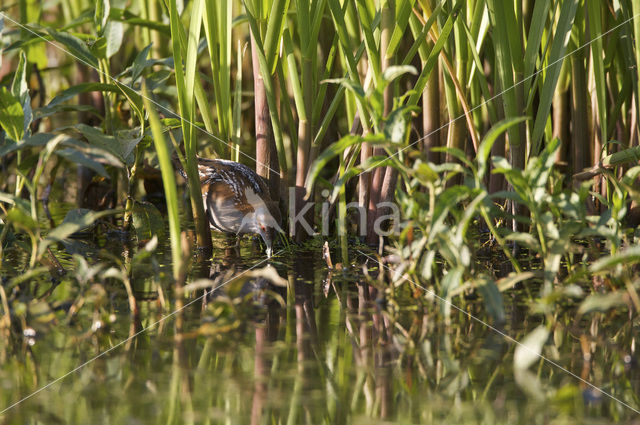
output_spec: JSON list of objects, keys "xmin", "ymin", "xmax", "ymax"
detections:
[{"xmin": 1, "ymin": 0, "xmax": 640, "ymax": 422}]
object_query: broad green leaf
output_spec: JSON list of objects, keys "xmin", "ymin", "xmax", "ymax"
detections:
[
  {"xmin": 505, "ymin": 232, "xmax": 541, "ymax": 252},
  {"xmin": 47, "ymin": 82, "xmax": 122, "ymax": 108},
  {"xmin": 105, "ymin": 20, "xmax": 124, "ymax": 58},
  {"xmin": 132, "ymin": 200, "xmax": 165, "ymax": 242},
  {"xmin": 306, "ymin": 132, "xmax": 387, "ymax": 196},
  {"xmin": 329, "ymin": 155, "xmax": 403, "ymax": 202},
  {"xmin": 0, "ymin": 86, "xmax": 24, "ymax": 142},
  {"xmin": 384, "ymin": 105, "xmax": 418, "ymax": 144},
  {"xmin": 0, "ymin": 133, "xmax": 58, "ymax": 156},
  {"xmin": 55, "ymin": 148, "xmax": 110, "ymax": 178},
  {"xmin": 71, "ymin": 124, "xmax": 140, "ymax": 165},
  {"xmin": 33, "ymin": 104, "xmax": 98, "ymax": 121},
  {"xmin": 47, "ymin": 29, "xmax": 99, "ymax": 69},
  {"xmin": 129, "ymin": 43, "xmax": 154, "ymax": 83},
  {"xmin": 305, "ymin": 135, "xmax": 365, "ymax": 194},
  {"xmin": 5, "ymin": 207, "xmax": 38, "ymax": 233},
  {"xmin": 0, "ymin": 191, "xmax": 32, "ymax": 213}
]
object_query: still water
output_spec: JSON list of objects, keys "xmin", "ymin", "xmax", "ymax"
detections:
[{"xmin": 0, "ymin": 212, "xmax": 638, "ymax": 424}]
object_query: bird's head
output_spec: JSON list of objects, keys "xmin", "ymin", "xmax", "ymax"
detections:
[{"xmin": 242, "ymin": 190, "xmax": 283, "ymax": 258}]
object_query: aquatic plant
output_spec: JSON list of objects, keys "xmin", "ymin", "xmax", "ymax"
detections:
[{"xmin": 1, "ymin": 0, "xmax": 640, "ymax": 421}]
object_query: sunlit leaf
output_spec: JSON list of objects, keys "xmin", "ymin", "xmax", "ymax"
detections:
[
  {"xmin": 0, "ymin": 86, "xmax": 24, "ymax": 142},
  {"xmin": 578, "ymin": 292, "xmax": 627, "ymax": 315},
  {"xmin": 5, "ymin": 208, "xmax": 38, "ymax": 233},
  {"xmin": 514, "ymin": 325, "xmax": 549, "ymax": 371},
  {"xmin": 590, "ymin": 245, "xmax": 640, "ymax": 272},
  {"xmin": 11, "ymin": 52, "xmax": 32, "ymax": 138},
  {"xmin": 380, "ymin": 65, "xmax": 418, "ymax": 87},
  {"xmin": 105, "ymin": 20, "xmax": 124, "ymax": 58}
]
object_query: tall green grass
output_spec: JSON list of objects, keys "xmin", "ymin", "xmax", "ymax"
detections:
[{"xmin": 1, "ymin": 0, "xmax": 639, "ymax": 262}]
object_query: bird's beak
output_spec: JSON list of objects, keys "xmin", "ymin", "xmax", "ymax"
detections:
[{"xmin": 258, "ymin": 226, "xmax": 273, "ymax": 258}]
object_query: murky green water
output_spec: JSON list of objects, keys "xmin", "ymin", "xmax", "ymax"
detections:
[{"xmin": 0, "ymin": 206, "xmax": 639, "ymax": 424}]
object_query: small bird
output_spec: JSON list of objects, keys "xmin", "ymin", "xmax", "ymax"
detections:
[{"xmin": 175, "ymin": 156, "xmax": 282, "ymax": 257}]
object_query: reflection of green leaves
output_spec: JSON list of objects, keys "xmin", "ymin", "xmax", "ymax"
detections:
[
  {"xmin": 514, "ymin": 325, "xmax": 549, "ymax": 401},
  {"xmin": 514, "ymin": 325, "xmax": 548, "ymax": 371},
  {"xmin": 132, "ymin": 201, "xmax": 165, "ymax": 242},
  {"xmin": 440, "ymin": 266, "xmax": 463, "ymax": 318},
  {"xmin": 0, "ymin": 86, "xmax": 24, "ymax": 141},
  {"xmin": 474, "ymin": 275, "xmax": 505, "ymax": 323},
  {"xmin": 28, "ymin": 300, "xmax": 56, "ymax": 327},
  {"xmin": 38, "ymin": 208, "xmax": 120, "ymax": 256}
]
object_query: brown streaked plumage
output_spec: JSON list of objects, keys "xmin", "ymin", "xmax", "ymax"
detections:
[{"xmin": 176, "ymin": 156, "xmax": 282, "ymax": 257}]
